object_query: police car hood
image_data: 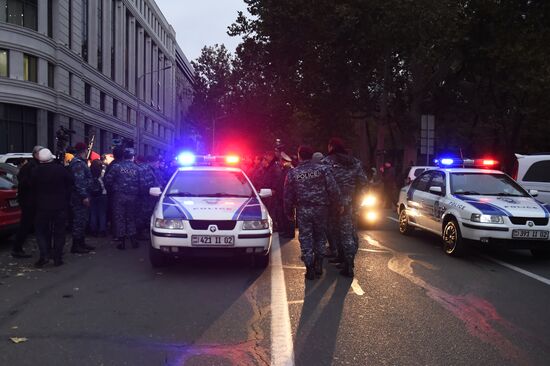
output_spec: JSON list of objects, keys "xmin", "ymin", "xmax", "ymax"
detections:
[
  {"xmin": 454, "ymin": 194, "xmax": 550, "ymax": 218},
  {"xmin": 159, "ymin": 196, "xmax": 265, "ymax": 221}
]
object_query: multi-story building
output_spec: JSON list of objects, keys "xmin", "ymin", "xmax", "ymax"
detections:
[{"xmin": 0, "ymin": 0, "xmax": 194, "ymax": 157}]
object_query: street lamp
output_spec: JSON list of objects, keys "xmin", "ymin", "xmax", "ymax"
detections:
[{"xmin": 135, "ymin": 64, "xmax": 172, "ymax": 155}]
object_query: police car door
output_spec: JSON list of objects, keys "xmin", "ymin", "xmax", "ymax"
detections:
[
  {"xmin": 423, "ymin": 171, "xmax": 447, "ymax": 232},
  {"xmin": 408, "ymin": 172, "xmax": 432, "ymax": 229}
]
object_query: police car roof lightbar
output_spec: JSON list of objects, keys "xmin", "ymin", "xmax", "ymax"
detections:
[
  {"xmin": 176, "ymin": 153, "xmax": 241, "ymax": 167},
  {"xmin": 434, "ymin": 157, "xmax": 499, "ymax": 168}
]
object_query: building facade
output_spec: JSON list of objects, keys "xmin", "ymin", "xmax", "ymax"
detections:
[{"xmin": 0, "ymin": 0, "xmax": 194, "ymax": 156}]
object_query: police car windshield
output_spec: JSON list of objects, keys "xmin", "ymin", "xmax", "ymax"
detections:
[
  {"xmin": 450, "ymin": 173, "xmax": 528, "ymax": 197},
  {"xmin": 166, "ymin": 170, "xmax": 254, "ymax": 198}
]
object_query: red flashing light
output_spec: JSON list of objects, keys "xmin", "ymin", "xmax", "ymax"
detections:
[
  {"xmin": 225, "ymin": 155, "xmax": 240, "ymax": 164},
  {"xmin": 482, "ymin": 159, "xmax": 497, "ymax": 166}
]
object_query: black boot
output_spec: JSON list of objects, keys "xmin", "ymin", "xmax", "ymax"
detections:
[
  {"xmin": 116, "ymin": 238, "xmax": 126, "ymax": 250},
  {"xmin": 34, "ymin": 258, "xmax": 49, "ymax": 268},
  {"xmin": 314, "ymin": 256, "xmax": 323, "ymax": 277},
  {"xmin": 80, "ymin": 239, "xmax": 95, "ymax": 251},
  {"xmin": 339, "ymin": 257, "xmax": 355, "ymax": 278},
  {"xmin": 305, "ymin": 265, "xmax": 315, "ymax": 280},
  {"xmin": 71, "ymin": 238, "xmax": 90, "ymax": 254},
  {"xmin": 329, "ymin": 254, "xmax": 344, "ymax": 264}
]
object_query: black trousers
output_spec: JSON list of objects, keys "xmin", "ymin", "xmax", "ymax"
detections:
[
  {"xmin": 35, "ymin": 209, "xmax": 67, "ymax": 261},
  {"xmin": 13, "ymin": 204, "xmax": 35, "ymax": 253}
]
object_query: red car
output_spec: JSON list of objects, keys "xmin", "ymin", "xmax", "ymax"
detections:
[{"xmin": 0, "ymin": 176, "xmax": 21, "ymax": 236}]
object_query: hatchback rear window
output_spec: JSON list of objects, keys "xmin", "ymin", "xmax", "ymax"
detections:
[{"xmin": 523, "ymin": 160, "xmax": 550, "ymax": 183}]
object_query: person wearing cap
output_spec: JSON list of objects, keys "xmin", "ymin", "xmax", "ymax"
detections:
[
  {"xmin": 68, "ymin": 142, "xmax": 94, "ymax": 254},
  {"xmin": 31, "ymin": 148, "xmax": 74, "ymax": 267},
  {"xmin": 104, "ymin": 147, "xmax": 142, "ymax": 249},
  {"xmin": 12, "ymin": 146, "xmax": 44, "ymax": 258},
  {"xmin": 311, "ymin": 152, "xmax": 324, "ymax": 164}
]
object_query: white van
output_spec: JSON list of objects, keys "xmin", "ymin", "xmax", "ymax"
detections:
[{"xmin": 514, "ymin": 154, "xmax": 550, "ymax": 205}]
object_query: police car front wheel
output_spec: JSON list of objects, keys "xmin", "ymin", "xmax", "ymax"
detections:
[
  {"xmin": 442, "ymin": 219, "xmax": 465, "ymax": 256},
  {"xmin": 399, "ymin": 209, "xmax": 414, "ymax": 235}
]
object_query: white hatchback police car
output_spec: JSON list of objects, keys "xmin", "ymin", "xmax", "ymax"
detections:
[
  {"xmin": 148, "ymin": 154, "xmax": 273, "ymax": 268},
  {"xmin": 397, "ymin": 158, "xmax": 550, "ymax": 257}
]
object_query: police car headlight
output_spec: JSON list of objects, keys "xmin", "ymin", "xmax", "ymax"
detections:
[
  {"xmin": 471, "ymin": 214, "xmax": 504, "ymax": 224},
  {"xmin": 155, "ymin": 218, "xmax": 185, "ymax": 230},
  {"xmin": 242, "ymin": 220, "xmax": 269, "ymax": 230}
]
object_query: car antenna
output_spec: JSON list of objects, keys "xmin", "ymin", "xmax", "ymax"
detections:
[{"xmin": 459, "ymin": 148, "xmax": 464, "ymax": 168}]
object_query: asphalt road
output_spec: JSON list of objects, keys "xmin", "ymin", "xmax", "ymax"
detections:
[{"xmin": 1, "ymin": 213, "xmax": 549, "ymax": 365}]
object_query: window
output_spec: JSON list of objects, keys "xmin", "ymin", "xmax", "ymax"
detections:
[
  {"xmin": 125, "ymin": 10, "xmax": 130, "ymax": 89},
  {"xmin": 47, "ymin": 62, "xmax": 54, "ymax": 88},
  {"xmin": 0, "ymin": 49, "xmax": 8, "ymax": 77},
  {"xmin": 81, "ymin": 0, "xmax": 88, "ymax": 62},
  {"xmin": 110, "ymin": 0, "xmax": 115, "ymax": 80},
  {"xmin": 113, "ymin": 98, "xmax": 118, "ymax": 117},
  {"xmin": 2, "ymin": 0, "xmax": 37, "ymax": 31},
  {"xmin": 100, "ymin": 91, "xmax": 105, "ymax": 111},
  {"xmin": 167, "ymin": 171, "xmax": 254, "ymax": 198},
  {"xmin": 84, "ymin": 83, "xmax": 91, "ymax": 105},
  {"xmin": 68, "ymin": 0, "xmax": 72, "ymax": 48},
  {"xmin": 97, "ymin": 0, "xmax": 103, "ymax": 71},
  {"xmin": 47, "ymin": 0, "xmax": 52, "ymax": 37},
  {"xmin": 429, "ymin": 172, "xmax": 445, "ymax": 195},
  {"xmin": 23, "ymin": 54, "xmax": 37, "ymax": 82},
  {"xmin": 412, "ymin": 172, "xmax": 431, "ymax": 192},
  {"xmin": 523, "ymin": 161, "xmax": 550, "ymax": 183},
  {"xmin": 127, "ymin": 106, "xmax": 132, "ymax": 123},
  {"xmin": 68, "ymin": 72, "xmax": 73, "ymax": 95}
]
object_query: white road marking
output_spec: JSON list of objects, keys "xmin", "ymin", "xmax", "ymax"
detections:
[
  {"xmin": 482, "ymin": 255, "xmax": 550, "ymax": 287},
  {"xmin": 283, "ymin": 265, "xmax": 306, "ymax": 270},
  {"xmin": 287, "ymin": 300, "xmax": 304, "ymax": 305},
  {"xmin": 270, "ymin": 233, "xmax": 295, "ymax": 366},
  {"xmin": 387, "ymin": 216, "xmax": 399, "ymax": 223},
  {"xmin": 358, "ymin": 248, "xmax": 390, "ymax": 253},
  {"xmin": 351, "ymin": 278, "xmax": 365, "ymax": 296}
]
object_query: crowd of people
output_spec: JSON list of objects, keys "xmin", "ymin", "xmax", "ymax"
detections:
[
  {"xmin": 11, "ymin": 143, "xmax": 168, "ymax": 267},
  {"xmin": 10, "ymin": 137, "xmax": 401, "ymax": 279}
]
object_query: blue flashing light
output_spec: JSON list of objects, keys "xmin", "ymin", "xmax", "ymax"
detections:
[
  {"xmin": 177, "ymin": 152, "xmax": 196, "ymax": 166},
  {"xmin": 440, "ymin": 158, "xmax": 454, "ymax": 166}
]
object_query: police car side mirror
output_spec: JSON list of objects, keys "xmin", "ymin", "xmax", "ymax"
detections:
[
  {"xmin": 429, "ymin": 186, "xmax": 443, "ymax": 195},
  {"xmin": 259, "ymin": 189, "xmax": 272, "ymax": 198},
  {"xmin": 149, "ymin": 187, "xmax": 162, "ymax": 197},
  {"xmin": 529, "ymin": 189, "xmax": 539, "ymax": 197}
]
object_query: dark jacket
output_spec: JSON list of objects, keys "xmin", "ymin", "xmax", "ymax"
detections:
[
  {"xmin": 31, "ymin": 162, "xmax": 74, "ymax": 211},
  {"xmin": 69, "ymin": 156, "xmax": 93, "ymax": 200},
  {"xmin": 16, "ymin": 158, "xmax": 39, "ymax": 207}
]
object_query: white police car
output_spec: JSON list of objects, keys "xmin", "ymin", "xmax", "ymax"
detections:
[
  {"xmin": 148, "ymin": 154, "xmax": 273, "ymax": 268},
  {"xmin": 397, "ymin": 158, "xmax": 550, "ymax": 257}
]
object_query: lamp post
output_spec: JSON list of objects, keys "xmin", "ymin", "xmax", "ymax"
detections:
[{"xmin": 135, "ymin": 64, "xmax": 172, "ymax": 155}]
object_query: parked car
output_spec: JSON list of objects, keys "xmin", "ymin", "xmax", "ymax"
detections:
[
  {"xmin": 0, "ymin": 176, "xmax": 21, "ymax": 237},
  {"xmin": 0, "ymin": 163, "xmax": 20, "ymax": 186},
  {"xmin": 0, "ymin": 153, "xmax": 33, "ymax": 167},
  {"xmin": 514, "ymin": 154, "xmax": 550, "ymax": 205},
  {"xmin": 404, "ymin": 166, "xmax": 436, "ymax": 185}
]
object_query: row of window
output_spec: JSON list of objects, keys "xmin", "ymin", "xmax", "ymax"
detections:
[
  {"xmin": 0, "ymin": 49, "xmax": 53, "ymax": 87},
  {"xmin": 83, "ymin": 81, "xmax": 172, "ymax": 142}
]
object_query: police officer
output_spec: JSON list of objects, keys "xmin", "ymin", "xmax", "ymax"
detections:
[
  {"xmin": 322, "ymin": 138, "xmax": 368, "ymax": 277},
  {"xmin": 135, "ymin": 155, "xmax": 158, "ymax": 238},
  {"xmin": 104, "ymin": 148, "xmax": 142, "ymax": 250},
  {"xmin": 69, "ymin": 142, "xmax": 94, "ymax": 254},
  {"xmin": 284, "ymin": 145, "xmax": 342, "ymax": 280}
]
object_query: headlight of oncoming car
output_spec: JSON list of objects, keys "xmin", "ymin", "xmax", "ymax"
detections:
[
  {"xmin": 243, "ymin": 220, "xmax": 269, "ymax": 230},
  {"xmin": 361, "ymin": 194, "xmax": 377, "ymax": 207},
  {"xmin": 154, "ymin": 218, "xmax": 185, "ymax": 230},
  {"xmin": 470, "ymin": 214, "xmax": 504, "ymax": 224}
]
